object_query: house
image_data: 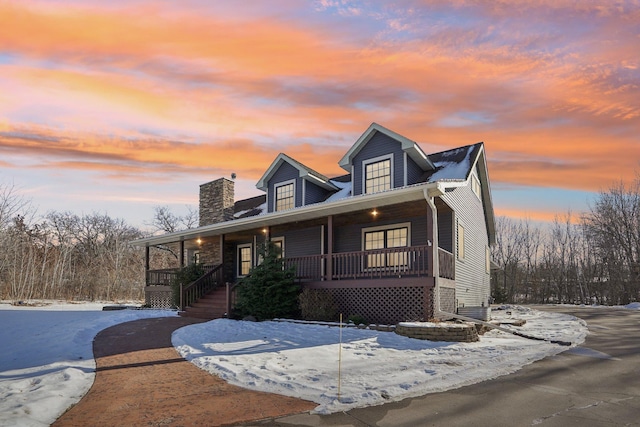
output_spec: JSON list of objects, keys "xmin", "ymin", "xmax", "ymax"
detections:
[{"xmin": 133, "ymin": 123, "xmax": 496, "ymax": 323}]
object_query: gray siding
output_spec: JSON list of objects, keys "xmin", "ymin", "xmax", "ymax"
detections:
[
  {"xmin": 304, "ymin": 180, "xmax": 329, "ymax": 206},
  {"xmin": 267, "ymin": 162, "xmax": 300, "ymax": 212},
  {"xmin": 277, "ymin": 226, "xmax": 322, "ymax": 257},
  {"xmin": 334, "ymin": 215, "xmax": 428, "ymax": 253},
  {"xmin": 406, "ymin": 155, "xmax": 423, "ymax": 186},
  {"xmin": 352, "ymin": 133, "xmax": 405, "ymax": 196},
  {"xmin": 440, "ymin": 167, "xmax": 490, "ymax": 309},
  {"xmin": 438, "ymin": 210, "xmax": 454, "ymax": 253}
]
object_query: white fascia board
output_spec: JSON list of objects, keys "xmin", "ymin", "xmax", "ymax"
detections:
[
  {"xmin": 131, "ymin": 181, "xmax": 441, "ymax": 247},
  {"xmin": 338, "ymin": 122, "xmax": 434, "ymax": 172}
]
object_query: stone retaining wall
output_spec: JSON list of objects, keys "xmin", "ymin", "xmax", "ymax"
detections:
[{"xmin": 395, "ymin": 322, "xmax": 479, "ymax": 342}]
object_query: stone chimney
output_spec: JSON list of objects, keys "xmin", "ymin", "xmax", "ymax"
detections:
[{"xmin": 199, "ymin": 178, "xmax": 235, "ymax": 226}]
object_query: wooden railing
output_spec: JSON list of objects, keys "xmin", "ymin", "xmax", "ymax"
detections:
[
  {"xmin": 438, "ymin": 248, "xmax": 455, "ymax": 280},
  {"xmin": 284, "ymin": 245, "xmax": 431, "ymax": 281},
  {"xmin": 146, "ymin": 268, "xmax": 178, "ymax": 286},
  {"xmin": 180, "ymin": 264, "xmax": 224, "ymax": 311}
]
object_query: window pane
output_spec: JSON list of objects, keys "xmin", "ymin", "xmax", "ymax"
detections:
[
  {"xmin": 365, "ymin": 159, "xmax": 391, "ymax": 193},
  {"xmin": 386, "ymin": 227, "xmax": 407, "ymax": 248},
  {"xmin": 386, "ymin": 227, "xmax": 408, "ymax": 267},
  {"xmin": 239, "ymin": 246, "xmax": 252, "ymax": 275},
  {"xmin": 365, "ymin": 231, "xmax": 385, "ymax": 267},
  {"xmin": 275, "ymin": 183, "xmax": 294, "ymax": 211}
]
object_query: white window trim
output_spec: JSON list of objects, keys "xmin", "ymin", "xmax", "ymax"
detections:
[
  {"xmin": 486, "ymin": 246, "xmax": 491, "ymax": 274},
  {"xmin": 456, "ymin": 219, "xmax": 465, "ymax": 261},
  {"xmin": 237, "ymin": 243, "xmax": 253, "ymax": 277},
  {"xmin": 471, "ymin": 174, "xmax": 482, "ymax": 200},
  {"xmin": 273, "ymin": 179, "xmax": 296, "ymax": 212},
  {"xmin": 362, "ymin": 153, "xmax": 394, "ymax": 194}
]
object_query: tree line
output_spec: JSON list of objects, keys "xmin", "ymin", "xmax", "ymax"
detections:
[
  {"xmin": 492, "ymin": 176, "xmax": 640, "ymax": 305},
  {"xmin": 0, "ymin": 183, "xmax": 184, "ymax": 303}
]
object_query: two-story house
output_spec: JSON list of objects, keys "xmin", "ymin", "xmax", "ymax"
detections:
[{"xmin": 133, "ymin": 123, "xmax": 496, "ymax": 323}]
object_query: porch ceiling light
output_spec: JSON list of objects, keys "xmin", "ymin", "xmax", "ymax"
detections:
[{"xmin": 371, "ymin": 209, "xmax": 379, "ymax": 217}]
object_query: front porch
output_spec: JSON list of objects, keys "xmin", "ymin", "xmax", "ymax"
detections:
[{"xmin": 145, "ymin": 245, "xmax": 455, "ymax": 324}]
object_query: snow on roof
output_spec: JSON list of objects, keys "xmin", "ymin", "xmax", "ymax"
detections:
[
  {"xmin": 324, "ymin": 179, "xmax": 352, "ymax": 202},
  {"xmin": 427, "ymin": 144, "xmax": 477, "ymax": 182}
]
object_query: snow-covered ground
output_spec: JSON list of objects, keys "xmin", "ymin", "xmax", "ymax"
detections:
[
  {"xmin": 1, "ymin": 302, "xmax": 637, "ymax": 425},
  {"xmin": 0, "ymin": 302, "xmax": 175, "ymax": 427}
]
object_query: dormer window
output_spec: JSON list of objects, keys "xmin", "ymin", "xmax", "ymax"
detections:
[
  {"xmin": 364, "ymin": 155, "xmax": 392, "ymax": 194},
  {"xmin": 275, "ymin": 180, "xmax": 295, "ymax": 211}
]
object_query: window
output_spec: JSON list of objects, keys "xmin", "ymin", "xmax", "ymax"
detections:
[
  {"xmin": 363, "ymin": 224, "xmax": 409, "ymax": 268},
  {"xmin": 471, "ymin": 175, "xmax": 482, "ymax": 200},
  {"xmin": 364, "ymin": 158, "xmax": 391, "ymax": 194},
  {"xmin": 275, "ymin": 181, "xmax": 295, "ymax": 211},
  {"xmin": 238, "ymin": 244, "xmax": 252, "ymax": 276},
  {"xmin": 271, "ymin": 237, "xmax": 284, "ymax": 259},
  {"xmin": 457, "ymin": 221, "xmax": 465, "ymax": 260}
]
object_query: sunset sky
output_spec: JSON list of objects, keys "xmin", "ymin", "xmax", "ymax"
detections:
[{"xmin": 1, "ymin": 0, "xmax": 638, "ymax": 229}]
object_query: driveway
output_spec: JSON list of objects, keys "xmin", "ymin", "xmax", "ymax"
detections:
[{"xmin": 258, "ymin": 306, "xmax": 640, "ymax": 427}]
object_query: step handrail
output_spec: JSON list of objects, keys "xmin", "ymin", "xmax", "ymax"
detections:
[{"xmin": 180, "ymin": 264, "xmax": 224, "ymax": 311}]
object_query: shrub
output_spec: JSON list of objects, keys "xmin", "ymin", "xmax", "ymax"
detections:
[
  {"xmin": 298, "ymin": 288, "xmax": 338, "ymax": 321},
  {"xmin": 348, "ymin": 314, "xmax": 368, "ymax": 325},
  {"xmin": 234, "ymin": 241, "xmax": 300, "ymax": 320}
]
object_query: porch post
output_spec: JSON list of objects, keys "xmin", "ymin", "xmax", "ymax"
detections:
[
  {"xmin": 180, "ymin": 240, "xmax": 185, "ymax": 268},
  {"xmin": 145, "ymin": 246, "xmax": 150, "ymax": 285},
  {"xmin": 327, "ymin": 215, "xmax": 333, "ymax": 281}
]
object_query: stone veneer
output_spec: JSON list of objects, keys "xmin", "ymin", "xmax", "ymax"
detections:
[
  {"xmin": 199, "ymin": 178, "xmax": 235, "ymax": 227},
  {"xmin": 395, "ymin": 322, "xmax": 479, "ymax": 342}
]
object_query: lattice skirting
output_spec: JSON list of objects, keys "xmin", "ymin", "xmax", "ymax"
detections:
[
  {"xmin": 439, "ymin": 287, "xmax": 456, "ymax": 314},
  {"xmin": 307, "ymin": 284, "xmax": 433, "ymax": 325},
  {"xmin": 145, "ymin": 285, "xmax": 173, "ymax": 309}
]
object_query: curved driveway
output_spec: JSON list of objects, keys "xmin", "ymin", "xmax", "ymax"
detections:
[{"xmin": 261, "ymin": 306, "xmax": 640, "ymax": 427}]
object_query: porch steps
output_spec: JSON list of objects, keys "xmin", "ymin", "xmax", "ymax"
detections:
[{"xmin": 179, "ymin": 286, "xmax": 227, "ymax": 320}]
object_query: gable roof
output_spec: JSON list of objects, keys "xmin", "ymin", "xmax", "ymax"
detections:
[
  {"xmin": 423, "ymin": 142, "xmax": 495, "ymax": 245},
  {"xmin": 256, "ymin": 153, "xmax": 339, "ymax": 192},
  {"xmin": 423, "ymin": 143, "xmax": 483, "ymax": 183},
  {"xmin": 338, "ymin": 122, "xmax": 435, "ymax": 172}
]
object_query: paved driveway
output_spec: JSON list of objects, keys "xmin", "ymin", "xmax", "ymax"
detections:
[{"xmin": 259, "ymin": 306, "xmax": 640, "ymax": 427}]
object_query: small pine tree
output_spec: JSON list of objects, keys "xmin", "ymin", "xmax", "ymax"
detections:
[{"xmin": 234, "ymin": 241, "xmax": 300, "ymax": 320}]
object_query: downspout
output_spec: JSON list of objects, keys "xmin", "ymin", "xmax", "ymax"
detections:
[
  {"xmin": 424, "ymin": 186, "xmax": 571, "ymax": 346},
  {"xmin": 424, "ymin": 185, "xmax": 444, "ymax": 318}
]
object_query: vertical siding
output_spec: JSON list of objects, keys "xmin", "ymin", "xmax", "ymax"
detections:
[
  {"xmin": 352, "ymin": 132, "xmax": 405, "ymax": 195},
  {"xmin": 440, "ymin": 168, "xmax": 490, "ymax": 309},
  {"xmin": 267, "ymin": 162, "xmax": 300, "ymax": 212}
]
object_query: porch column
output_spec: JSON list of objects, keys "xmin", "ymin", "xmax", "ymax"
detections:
[
  {"xmin": 145, "ymin": 246, "xmax": 150, "ymax": 285},
  {"xmin": 327, "ymin": 215, "xmax": 333, "ymax": 280},
  {"xmin": 180, "ymin": 241, "xmax": 185, "ymax": 268}
]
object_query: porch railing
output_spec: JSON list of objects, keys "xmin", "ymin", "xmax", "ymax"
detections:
[
  {"xmin": 180, "ymin": 264, "xmax": 224, "ymax": 311},
  {"xmin": 146, "ymin": 268, "xmax": 179, "ymax": 286},
  {"xmin": 284, "ymin": 245, "xmax": 431, "ymax": 281},
  {"xmin": 438, "ymin": 248, "xmax": 455, "ymax": 280}
]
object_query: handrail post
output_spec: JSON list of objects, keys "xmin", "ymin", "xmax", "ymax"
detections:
[
  {"xmin": 180, "ymin": 283, "xmax": 184, "ymax": 311},
  {"xmin": 225, "ymin": 282, "xmax": 230, "ymax": 318}
]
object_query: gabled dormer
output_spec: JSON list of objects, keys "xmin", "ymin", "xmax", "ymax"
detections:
[
  {"xmin": 338, "ymin": 123, "xmax": 435, "ymax": 196},
  {"xmin": 257, "ymin": 153, "xmax": 339, "ymax": 213}
]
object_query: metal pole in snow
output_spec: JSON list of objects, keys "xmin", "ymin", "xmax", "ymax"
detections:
[{"xmin": 338, "ymin": 313, "xmax": 342, "ymax": 402}]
